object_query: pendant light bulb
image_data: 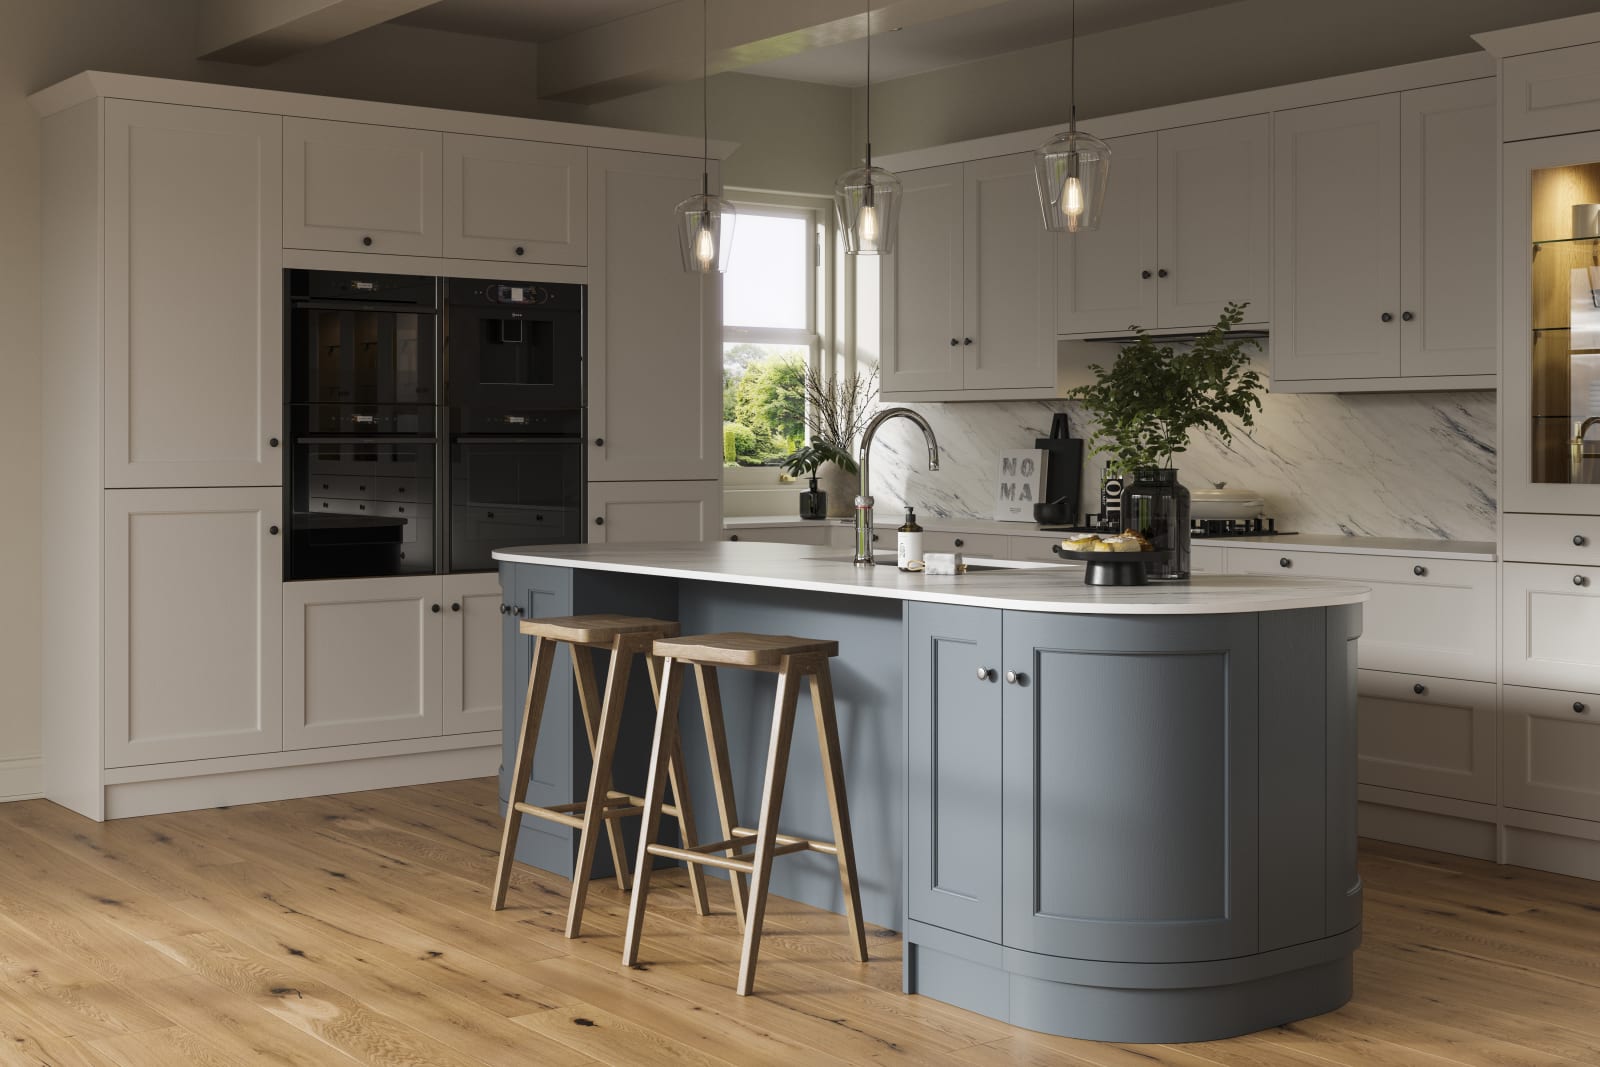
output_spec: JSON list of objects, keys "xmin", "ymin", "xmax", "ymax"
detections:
[
  {"xmin": 1034, "ymin": 0, "xmax": 1110, "ymax": 233},
  {"xmin": 834, "ymin": 4, "xmax": 901, "ymax": 255},
  {"xmin": 675, "ymin": 0, "xmax": 735, "ymax": 273}
]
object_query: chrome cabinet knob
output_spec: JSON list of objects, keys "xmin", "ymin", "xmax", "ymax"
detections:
[
  {"xmin": 976, "ymin": 667, "xmax": 994, "ymax": 681},
  {"xmin": 499, "ymin": 603, "xmax": 510, "ymax": 615},
  {"xmin": 1576, "ymin": 574, "xmax": 1588, "ymax": 587},
  {"xmin": 1005, "ymin": 670, "xmax": 1025, "ymax": 685}
]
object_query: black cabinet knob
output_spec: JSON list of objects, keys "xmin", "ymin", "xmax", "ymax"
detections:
[
  {"xmin": 1576, "ymin": 574, "xmax": 1588, "ymax": 587},
  {"xmin": 729, "ymin": 534, "xmax": 740, "ymax": 541},
  {"xmin": 1413, "ymin": 565, "xmax": 1427, "ymax": 577},
  {"xmin": 954, "ymin": 538, "xmax": 965, "ymax": 547},
  {"xmin": 268, "ymin": 437, "xmax": 279, "ymax": 448},
  {"xmin": 451, "ymin": 602, "xmax": 461, "ymax": 612},
  {"xmin": 1141, "ymin": 270, "xmax": 1152, "ymax": 279},
  {"xmin": 1401, "ymin": 311, "xmax": 1415, "ymax": 322},
  {"xmin": 1413, "ymin": 683, "xmax": 1426, "ymax": 695},
  {"xmin": 1576, "ymin": 702, "xmax": 1588, "ymax": 714},
  {"xmin": 963, "ymin": 337, "xmax": 973, "ymax": 346},
  {"xmin": 486, "ymin": 511, "xmax": 495, "ymax": 519},
  {"xmin": 594, "ymin": 437, "xmax": 604, "ymax": 447},
  {"xmin": 361, "ymin": 235, "xmax": 373, "ymax": 247},
  {"xmin": 872, "ymin": 533, "xmax": 879, "ymax": 542},
  {"xmin": 1279, "ymin": 557, "xmax": 1291, "ymax": 568},
  {"xmin": 1381, "ymin": 312, "xmax": 1394, "ymax": 322},
  {"xmin": 595, "ymin": 516, "xmax": 605, "ymax": 526},
  {"xmin": 1157, "ymin": 268, "xmax": 1169, "ymax": 278},
  {"xmin": 1576, "ymin": 534, "xmax": 1588, "ymax": 547},
  {"xmin": 431, "ymin": 603, "xmax": 441, "ymax": 613},
  {"xmin": 949, "ymin": 338, "xmax": 959, "ymax": 346},
  {"xmin": 514, "ymin": 246, "xmax": 525, "ymax": 256},
  {"xmin": 268, "ymin": 525, "xmax": 279, "ymax": 535}
]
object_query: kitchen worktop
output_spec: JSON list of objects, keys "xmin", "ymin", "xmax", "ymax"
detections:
[
  {"xmin": 723, "ymin": 515, "xmax": 1496, "ymax": 560},
  {"xmin": 491, "ymin": 541, "xmax": 1368, "ymax": 615}
]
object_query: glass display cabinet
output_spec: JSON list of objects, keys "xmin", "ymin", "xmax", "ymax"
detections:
[{"xmin": 1505, "ymin": 132, "xmax": 1600, "ymax": 514}]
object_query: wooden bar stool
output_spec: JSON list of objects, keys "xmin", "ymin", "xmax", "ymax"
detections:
[
  {"xmin": 492, "ymin": 614, "xmax": 709, "ymax": 938},
  {"xmin": 622, "ymin": 632, "xmax": 868, "ymax": 995}
]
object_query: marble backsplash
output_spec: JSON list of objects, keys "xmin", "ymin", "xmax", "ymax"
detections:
[{"xmin": 865, "ymin": 386, "xmax": 1498, "ymax": 541}]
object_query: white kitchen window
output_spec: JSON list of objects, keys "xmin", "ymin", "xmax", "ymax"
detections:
[{"xmin": 721, "ymin": 200, "xmax": 827, "ymax": 468}]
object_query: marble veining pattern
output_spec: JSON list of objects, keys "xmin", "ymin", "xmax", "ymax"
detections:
[{"xmin": 865, "ymin": 385, "xmax": 1497, "ymax": 541}]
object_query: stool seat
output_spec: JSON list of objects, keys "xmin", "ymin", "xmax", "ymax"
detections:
[
  {"xmin": 652, "ymin": 632, "xmax": 838, "ymax": 668},
  {"xmin": 521, "ymin": 613, "xmax": 680, "ymax": 647}
]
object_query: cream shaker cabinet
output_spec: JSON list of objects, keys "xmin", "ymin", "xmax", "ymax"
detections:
[
  {"xmin": 103, "ymin": 488, "xmax": 283, "ymax": 768},
  {"xmin": 1056, "ymin": 116, "xmax": 1269, "ymax": 337},
  {"xmin": 883, "ymin": 153, "xmax": 1057, "ymax": 399},
  {"xmin": 1272, "ymin": 80, "xmax": 1496, "ymax": 391},
  {"xmin": 588, "ymin": 480, "xmax": 721, "ymax": 543},
  {"xmin": 1503, "ymin": 684, "xmax": 1600, "ymax": 822},
  {"xmin": 104, "ymin": 100, "xmax": 283, "ymax": 489},
  {"xmin": 587, "ymin": 149, "xmax": 722, "ymax": 482},
  {"xmin": 443, "ymin": 134, "xmax": 587, "ymax": 264},
  {"xmin": 284, "ymin": 118, "xmax": 444, "ymax": 256},
  {"xmin": 442, "ymin": 572, "xmax": 507, "ymax": 736}
]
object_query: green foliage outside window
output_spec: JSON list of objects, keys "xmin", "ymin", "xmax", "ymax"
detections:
[{"xmin": 722, "ymin": 344, "xmax": 807, "ymax": 465}]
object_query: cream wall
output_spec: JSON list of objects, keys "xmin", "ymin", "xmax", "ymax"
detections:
[{"xmin": 0, "ymin": 0, "xmax": 574, "ymax": 799}]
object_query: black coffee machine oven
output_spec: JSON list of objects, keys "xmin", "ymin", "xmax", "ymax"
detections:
[{"xmin": 284, "ymin": 270, "xmax": 584, "ymax": 581}]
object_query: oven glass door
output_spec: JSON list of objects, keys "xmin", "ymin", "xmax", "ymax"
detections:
[
  {"xmin": 289, "ymin": 435, "xmax": 437, "ymax": 580},
  {"xmin": 290, "ymin": 305, "xmax": 437, "ymax": 405},
  {"xmin": 449, "ymin": 437, "xmax": 582, "ymax": 572}
]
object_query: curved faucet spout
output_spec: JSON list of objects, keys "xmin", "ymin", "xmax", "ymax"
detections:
[{"xmin": 854, "ymin": 407, "xmax": 941, "ymax": 566}]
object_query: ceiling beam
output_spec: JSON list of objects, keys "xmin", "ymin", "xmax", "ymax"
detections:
[
  {"xmin": 197, "ymin": 0, "xmax": 443, "ymax": 64},
  {"xmin": 538, "ymin": 0, "xmax": 1013, "ymax": 104}
]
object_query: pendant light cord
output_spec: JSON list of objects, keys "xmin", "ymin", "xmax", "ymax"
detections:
[
  {"xmin": 1069, "ymin": 0, "xmax": 1077, "ymax": 131},
  {"xmin": 702, "ymin": 0, "xmax": 709, "ymax": 197},
  {"xmin": 865, "ymin": 1, "xmax": 872, "ymax": 170}
]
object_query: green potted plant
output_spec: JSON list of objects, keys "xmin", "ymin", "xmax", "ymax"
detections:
[
  {"xmin": 1065, "ymin": 302, "xmax": 1264, "ymax": 578},
  {"xmin": 781, "ymin": 365, "xmax": 877, "ymax": 519}
]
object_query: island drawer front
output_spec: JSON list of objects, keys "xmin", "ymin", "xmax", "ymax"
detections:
[
  {"xmin": 1503, "ymin": 513, "xmax": 1600, "ymax": 564},
  {"xmin": 1357, "ymin": 670, "xmax": 1496, "ymax": 805},
  {"xmin": 1503, "ymin": 684, "xmax": 1600, "ymax": 822},
  {"xmin": 1226, "ymin": 550, "xmax": 1494, "ymax": 681},
  {"xmin": 924, "ymin": 531, "xmax": 1012, "ymax": 559},
  {"xmin": 1503, "ymin": 563, "xmax": 1600, "ymax": 691}
]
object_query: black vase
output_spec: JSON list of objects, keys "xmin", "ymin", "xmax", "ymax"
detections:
[
  {"xmin": 1124, "ymin": 467, "xmax": 1191, "ymax": 580},
  {"xmin": 799, "ymin": 475, "xmax": 828, "ymax": 520}
]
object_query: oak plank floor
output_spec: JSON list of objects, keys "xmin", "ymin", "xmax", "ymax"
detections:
[{"xmin": 1, "ymin": 780, "xmax": 1598, "ymax": 1065}]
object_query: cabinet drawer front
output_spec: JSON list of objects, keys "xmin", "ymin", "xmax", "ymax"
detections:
[
  {"xmin": 1189, "ymin": 544, "xmax": 1226, "ymax": 574},
  {"xmin": 1505, "ymin": 42, "xmax": 1600, "ymax": 141},
  {"xmin": 925, "ymin": 531, "xmax": 1012, "ymax": 559},
  {"xmin": 284, "ymin": 118, "xmax": 442, "ymax": 256},
  {"xmin": 1503, "ymin": 684, "xmax": 1600, "ymax": 821},
  {"xmin": 1504, "ymin": 513, "xmax": 1600, "ymax": 564},
  {"xmin": 1227, "ymin": 549, "xmax": 1494, "ymax": 680},
  {"xmin": 723, "ymin": 526, "xmax": 829, "ymax": 546},
  {"xmin": 1357, "ymin": 670, "xmax": 1495, "ymax": 804},
  {"xmin": 1504, "ymin": 562, "xmax": 1600, "ymax": 690}
]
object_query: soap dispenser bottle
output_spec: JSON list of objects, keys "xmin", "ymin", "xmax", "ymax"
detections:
[{"xmin": 897, "ymin": 507, "xmax": 923, "ymax": 571}]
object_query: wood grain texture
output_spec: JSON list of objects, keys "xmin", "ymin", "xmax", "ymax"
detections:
[{"xmin": 1, "ymin": 780, "xmax": 1599, "ymax": 1064}]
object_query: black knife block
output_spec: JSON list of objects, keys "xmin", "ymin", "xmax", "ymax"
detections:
[{"xmin": 1034, "ymin": 412, "xmax": 1083, "ymax": 525}]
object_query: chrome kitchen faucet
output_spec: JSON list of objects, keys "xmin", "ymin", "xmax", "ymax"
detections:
[{"xmin": 855, "ymin": 407, "xmax": 940, "ymax": 565}]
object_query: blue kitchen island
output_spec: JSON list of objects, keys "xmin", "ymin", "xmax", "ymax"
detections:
[{"xmin": 492, "ymin": 541, "xmax": 1368, "ymax": 1043}]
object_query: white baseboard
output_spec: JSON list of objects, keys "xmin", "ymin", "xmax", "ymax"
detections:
[{"xmin": 0, "ymin": 756, "xmax": 44, "ymax": 802}]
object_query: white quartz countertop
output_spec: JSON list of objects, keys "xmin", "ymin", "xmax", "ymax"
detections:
[
  {"xmin": 723, "ymin": 515, "xmax": 1495, "ymax": 560},
  {"xmin": 492, "ymin": 542, "xmax": 1369, "ymax": 616}
]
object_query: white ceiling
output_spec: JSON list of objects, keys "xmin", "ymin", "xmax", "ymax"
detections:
[
  {"xmin": 396, "ymin": 0, "xmax": 676, "ymax": 43},
  {"xmin": 739, "ymin": 0, "xmax": 1240, "ymax": 86}
]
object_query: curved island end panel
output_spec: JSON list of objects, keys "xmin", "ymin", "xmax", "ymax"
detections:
[{"xmin": 492, "ymin": 542, "xmax": 1368, "ymax": 1044}]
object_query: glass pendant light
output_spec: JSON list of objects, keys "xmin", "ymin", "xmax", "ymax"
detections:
[
  {"xmin": 835, "ymin": 3, "xmax": 901, "ymax": 255},
  {"xmin": 1034, "ymin": 0, "xmax": 1109, "ymax": 232},
  {"xmin": 676, "ymin": 0, "xmax": 735, "ymax": 273}
]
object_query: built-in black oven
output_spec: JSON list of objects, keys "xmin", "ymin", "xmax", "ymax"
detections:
[{"xmin": 285, "ymin": 270, "xmax": 441, "ymax": 580}]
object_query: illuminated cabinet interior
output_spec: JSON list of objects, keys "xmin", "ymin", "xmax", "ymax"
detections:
[{"xmin": 1531, "ymin": 162, "xmax": 1600, "ymax": 485}]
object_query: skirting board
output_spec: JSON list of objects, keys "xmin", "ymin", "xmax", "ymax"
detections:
[
  {"xmin": 103, "ymin": 744, "xmax": 498, "ymax": 819},
  {"xmin": 0, "ymin": 756, "xmax": 43, "ymax": 802}
]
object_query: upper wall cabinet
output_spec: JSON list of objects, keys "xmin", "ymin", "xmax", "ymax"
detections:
[
  {"xmin": 883, "ymin": 153, "xmax": 1057, "ymax": 400},
  {"xmin": 105, "ymin": 100, "xmax": 283, "ymax": 489},
  {"xmin": 1503, "ymin": 41, "xmax": 1600, "ymax": 141},
  {"xmin": 1271, "ymin": 80, "xmax": 1496, "ymax": 392},
  {"xmin": 443, "ymin": 134, "xmax": 587, "ymax": 265},
  {"xmin": 284, "ymin": 118, "xmax": 443, "ymax": 256},
  {"xmin": 587, "ymin": 149, "xmax": 721, "ymax": 482},
  {"xmin": 1057, "ymin": 115, "xmax": 1269, "ymax": 336}
]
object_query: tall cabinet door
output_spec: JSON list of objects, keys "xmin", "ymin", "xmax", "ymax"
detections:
[
  {"xmin": 1157, "ymin": 115, "xmax": 1270, "ymax": 328},
  {"xmin": 587, "ymin": 150, "xmax": 720, "ymax": 481},
  {"xmin": 882, "ymin": 164, "xmax": 967, "ymax": 393},
  {"xmin": 964, "ymin": 155, "xmax": 1057, "ymax": 392},
  {"xmin": 104, "ymin": 488, "xmax": 282, "ymax": 767},
  {"xmin": 442, "ymin": 571, "xmax": 505, "ymax": 735},
  {"xmin": 1272, "ymin": 95, "xmax": 1402, "ymax": 383},
  {"xmin": 1056, "ymin": 133, "xmax": 1158, "ymax": 335},
  {"xmin": 1399, "ymin": 79, "xmax": 1498, "ymax": 379},
  {"xmin": 443, "ymin": 134, "xmax": 587, "ymax": 264},
  {"xmin": 283, "ymin": 118, "xmax": 443, "ymax": 256},
  {"xmin": 104, "ymin": 101, "xmax": 282, "ymax": 489},
  {"xmin": 282, "ymin": 577, "xmax": 443, "ymax": 750},
  {"xmin": 1002, "ymin": 611, "xmax": 1259, "ymax": 963},
  {"xmin": 907, "ymin": 603, "xmax": 1004, "ymax": 943}
]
